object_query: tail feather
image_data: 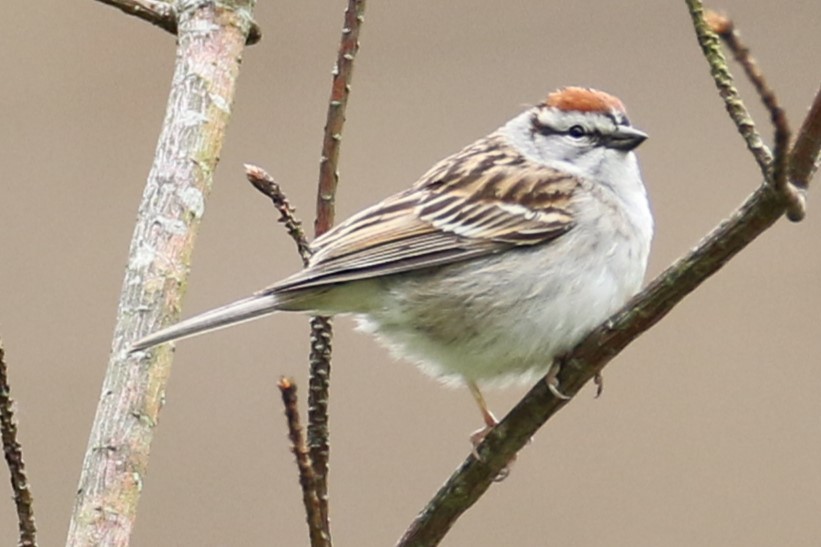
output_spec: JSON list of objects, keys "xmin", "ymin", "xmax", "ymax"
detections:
[{"xmin": 129, "ymin": 293, "xmax": 280, "ymax": 352}]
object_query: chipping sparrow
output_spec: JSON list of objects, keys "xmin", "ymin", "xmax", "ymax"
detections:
[{"xmin": 131, "ymin": 87, "xmax": 653, "ymax": 433}]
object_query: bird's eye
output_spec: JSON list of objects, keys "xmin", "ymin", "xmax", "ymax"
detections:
[{"xmin": 567, "ymin": 125, "xmax": 586, "ymax": 138}]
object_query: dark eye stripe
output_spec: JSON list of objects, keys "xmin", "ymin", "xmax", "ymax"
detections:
[{"xmin": 531, "ymin": 118, "xmax": 595, "ymax": 140}]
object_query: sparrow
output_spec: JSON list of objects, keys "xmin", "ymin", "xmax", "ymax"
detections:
[{"xmin": 131, "ymin": 87, "xmax": 653, "ymax": 437}]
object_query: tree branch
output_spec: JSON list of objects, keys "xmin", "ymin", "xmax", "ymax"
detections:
[
  {"xmin": 94, "ymin": 0, "xmax": 261, "ymax": 45},
  {"xmin": 704, "ymin": 9, "xmax": 804, "ymax": 221},
  {"xmin": 67, "ymin": 2, "xmax": 256, "ymax": 545},
  {"xmin": 397, "ymin": 2, "xmax": 820, "ymax": 544},
  {"xmin": 398, "ymin": 181, "xmax": 795, "ymax": 547},
  {"xmin": 306, "ymin": 315, "xmax": 333, "ymax": 533},
  {"xmin": 790, "ymin": 85, "xmax": 821, "ymax": 189},
  {"xmin": 245, "ymin": 164, "xmax": 312, "ymax": 266},
  {"xmin": 689, "ymin": 4, "xmax": 772, "ymax": 176},
  {"xmin": 246, "ymin": 167, "xmax": 327, "ymax": 543},
  {"xmin": 306, "ymin": 1, "xmax": 366, "ymax": 540},
  {"xmin": 278, "ymin": 378, "xmax": 329, "ymax": 547},
  {"xmin": 313, "ymin": 0, "xmax": 366, "ymax": 237},
  {"xmin": 0, "ymin": 341, "xmax": 37, "ymax": 547}
]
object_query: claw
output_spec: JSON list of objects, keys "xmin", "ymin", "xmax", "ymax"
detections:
[
  {"xmin": 469, "ymin": 424, "xmax": 515, "ymax": 481},
  {"xmin": 469, "ymin": 423, "xmax": 494, "ymax": 460},
  {"xmin": 594, "ymin": 372, "xmax": 604, "ymax": 398},
  {"xmin": 545, "ymin": 360, "xmax": 571, "ymax": 400}
]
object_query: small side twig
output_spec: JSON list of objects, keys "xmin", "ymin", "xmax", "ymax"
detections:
[
  {"xmin": 0, "ymin": 341, "xmax": 37, "ymax": 547},
  {"xmin": 790, "ymin": 85, "xmax": 821, "ymax": 189},
  {"xmin": 306, "ymin": 0, "xmax": 366, "ymax": 538},
  {"xmin": 704, "ymin": 9, "xmax": 803, "ymax": 221},
  {"xmin": 245, "ymin": 164, "xmax": 312, "ymax": 265},
  {"xmin": 689, "ymin": 3, "xmax": 772, "ymax": 174},
  {"xmin": 705, "ymin": 11, "xmax": 777, "ymax": 125},
  {"xmin": 245, "ymin": 167, "xmax": 327, "ymax": 543},
  {"xmin": 94, "ymin": 0, "xmax": 262, "ymax": 44},
  {"xmin": 278, "ymin": 378, "xmax": 329, "ymax": 547}
]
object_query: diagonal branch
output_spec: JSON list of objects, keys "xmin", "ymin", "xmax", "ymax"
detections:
[
  {"xmin": 398, "ymin": 179, "xmax": 795, "ymax": 547},
  {"xmin": 397, "ymin": 3, "xmax": 819, "ymax": 544},
  {"xmin": 94, "ymin": 0, "xmax": 262, "ymax": 44},
  {"xmin": 67, "ymin": 2, "xmax": 257, "ymax": 545}
]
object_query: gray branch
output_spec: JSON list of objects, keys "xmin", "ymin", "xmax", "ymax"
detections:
[
  {"xmin": 94, "ymin": 0, "xmax": 261, "ymax": 44},
  {"xmin": 66, "ymin": 1, "xmax": 257, "ymax": 545}
]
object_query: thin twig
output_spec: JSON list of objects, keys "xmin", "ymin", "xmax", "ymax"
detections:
[
  {"xmin": 244, "ymin": 165, "xmax": 326, "ymax": 542},
  {"xmin": 245, "ymin": 164, "xmax": 312, "ymax": 266},
  {"xmin": 246, "ymin": 168, "xmax": 329, "ymax": 543},
  {"xmin": 790, "ymin": 85, "xmax": 821, "ymax": 188},
  {"xmin": 278, "ymin": 378, "xmax": 329, "ymax": 547},
  {"xmin": 307, "ymin": 0, "xmax": 366, "ymax": 538},
  {"xmin": 94, "ymin": 0, "xmax": 262, "ymax": 44},
  {"xmin": 704, "ymin": 11, "xmax": 779, "ymax": 131},
  {"xmin": 688, "ymin": 3, "xmax": 772, "ymax": 175},
  {"xmin": 306, "ymin": 315, "xmax": 333, "ymax": 532},
  {"xmin": 398, "ymin": 4, "xmax": 821, "ymax": 544},
  {"xmin": 314, "ymin": 0, "xmax": 366, "ymax": 237},
  {"xmin": 704, "ymin": 9, "xmax": 804, "ymax": 221},
  {"xmin": 67, "ymin": 2, "xmax": 257, "ymax": 544},
  {"xmin": 0, "ymin": 341, "xmax": 37, "ymax": 547}
]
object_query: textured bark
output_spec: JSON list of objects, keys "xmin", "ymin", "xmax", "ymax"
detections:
[
  {"xmin": 66, "ymin": 2, "xmax": 256, "ymax": 545},
  {"xmin": 0, "ymin": 342, "xmax": 37, "ymax": 546},
  {"xmin": 95, "ymin": 0, "xmax": 261, "ymax": 44}
]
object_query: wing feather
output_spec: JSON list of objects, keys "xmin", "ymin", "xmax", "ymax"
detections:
[{"xmin": 267, "ymin": 133, "xmax": 579, "ymax": 294}]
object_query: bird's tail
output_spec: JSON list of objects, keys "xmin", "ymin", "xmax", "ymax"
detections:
[{"xmin": 129, "ymin": 293, "xmax": 280, "ymax": 353}]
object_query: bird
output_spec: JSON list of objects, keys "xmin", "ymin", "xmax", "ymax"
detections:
[{"xmin": 130, "ymin": 86, "xmax": 653, "ymax": 440}]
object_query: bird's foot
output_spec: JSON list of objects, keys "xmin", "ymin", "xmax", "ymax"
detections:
[
  {"xmin": 545, "ymin": 360, "xmax": 571, "ymax": 400},
  {"xmin": 469, "ymin": 422, "xmax": 515, "ymax": 482}
]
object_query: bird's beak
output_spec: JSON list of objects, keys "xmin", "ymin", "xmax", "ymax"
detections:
[{"xmin": 607, "ymin": 126, "xmax": 648, "ymax": 151}]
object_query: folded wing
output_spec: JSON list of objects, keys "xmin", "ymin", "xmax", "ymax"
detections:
[{"xmin": 265, "ymin": 134, "xmax": 579, "ymax": 295}]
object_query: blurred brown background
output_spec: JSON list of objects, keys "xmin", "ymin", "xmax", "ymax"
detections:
[{"xmin": 1, "ymin": 1, "xmax": 820, "ymax": 545}]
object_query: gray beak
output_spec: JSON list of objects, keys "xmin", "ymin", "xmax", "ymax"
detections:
[{"xmin": 607, "ymin": 125, "xmax": 648, "ymax": 151}]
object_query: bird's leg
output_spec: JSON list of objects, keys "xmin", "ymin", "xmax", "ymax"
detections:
[
  {"xmin": 468, "ymin": 381, "xmax": 498, "ymax": 454},
  {"xmin": 467, "ymin": 381, "xmax": 516, "ymax": 481}
]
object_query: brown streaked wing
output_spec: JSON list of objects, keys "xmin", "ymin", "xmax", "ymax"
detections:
[
  {"xmin": 265, "ymin": 134, "xmax": 578, "ymax": 294},
  {"xmin": 264, "ymin": 191, "xmax": 501, "ymax": 293}
]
